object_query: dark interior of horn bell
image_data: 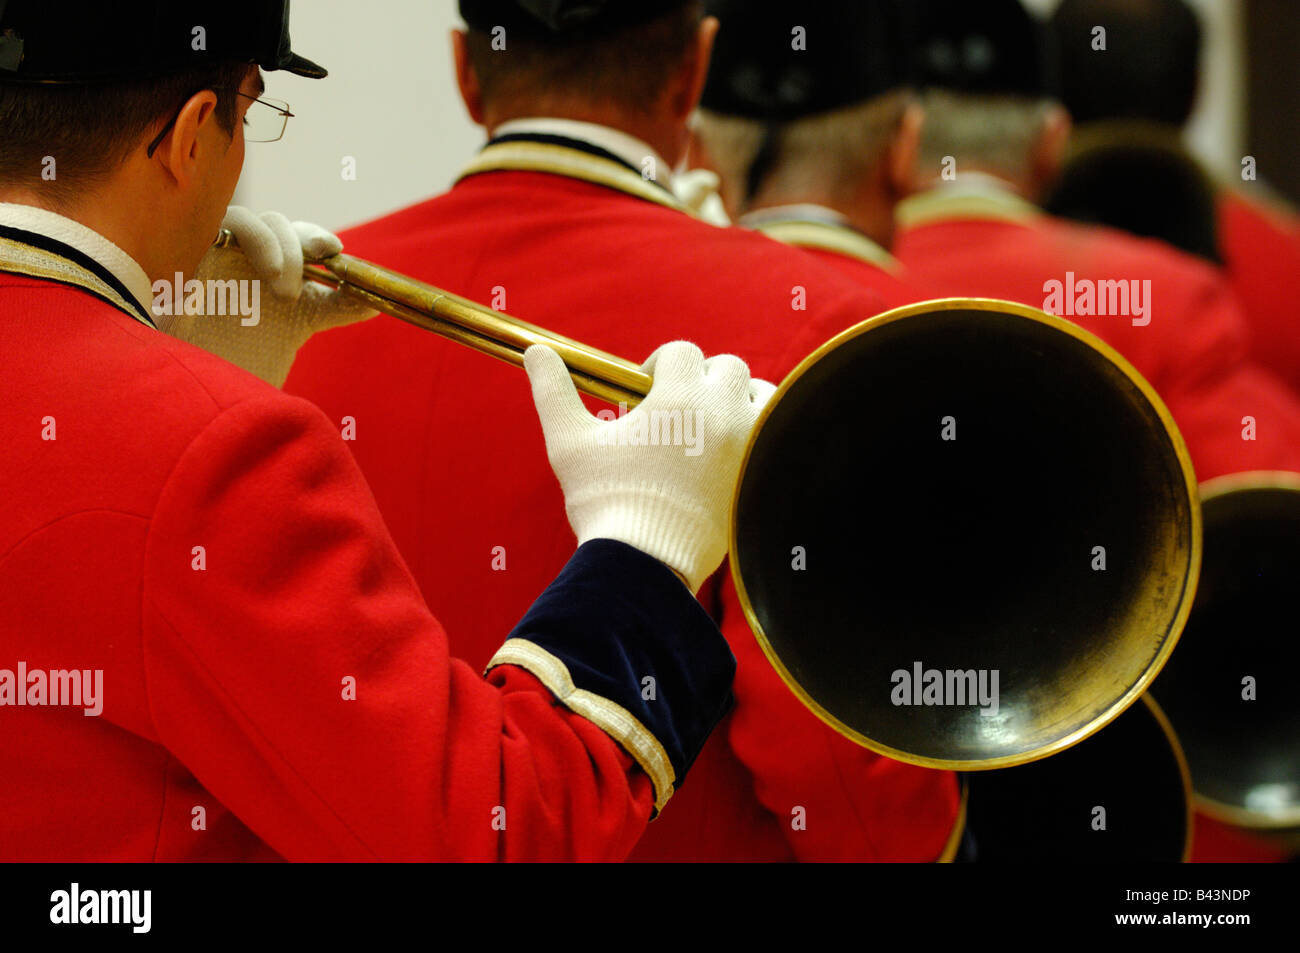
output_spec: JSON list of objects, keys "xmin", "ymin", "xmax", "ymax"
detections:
[
  {"xmin": 733, "ymin": 305, "xmax": 1196, "ymax": 766},
  {"xmin": 964, "ymin": 698, "xmax": 1189, "ymax": 861},
  {"xmin": 1151, "ymin": 486, "xmax": 1300, "ymax": 826}
]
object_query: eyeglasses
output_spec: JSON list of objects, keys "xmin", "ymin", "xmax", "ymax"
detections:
[{"xmin": 145, "ymin": 90, "xmax": 294, "ymax": 158}]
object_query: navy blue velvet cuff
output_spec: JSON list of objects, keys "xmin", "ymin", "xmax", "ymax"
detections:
[{"xmin": 505, "ymin": 539, "xmax": 736, "ymax": 794}]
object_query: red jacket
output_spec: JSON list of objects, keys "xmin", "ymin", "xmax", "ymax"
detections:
[
  {"xmin": 1217, "ymin": 189, "xmax": 1300, "ymax": 395},
  {"xmin": 0, "ymin": 238, "xmax": 735, "ymax": 861},
  {"xmin": 797, "ymin": 249, "xmax": 917, "ymax": 310},
  {"xmin": 741, "ymin": 214, "xmax": 921, "ymax": 311},
  {"xmin": 895, "ymin": 192, "xmax": 1300, "ymax": 482},
  {"xmin": 287, "ymin": 145, "xmax": 962, "ymax": 862}
]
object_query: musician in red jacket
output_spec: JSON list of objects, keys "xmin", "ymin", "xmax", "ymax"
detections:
[
  {"xmin": 894, "ymin": 0, "xmax": 1300, "ymax": 863},
  {"xmin": 1046, "ymin": 0, "xmax": 1300, "ymax": 395},
  {"xmin": 688, "ymin": 0, "xmax": 921, "ymax": 312},
  {"xmin": 1045, "ymin": 0, "xmax": 1300, "ymax": 863},
  {"xmin": 0, "ymin": 0, "xmax": 756, "ymax": 862},
  {"xmin": 285, "ymin": 0, "xmax": 961, "ymax": 862},
  {"xmin": 894, "ymin": 0, "xmax": 1300, "ymax": 486}
]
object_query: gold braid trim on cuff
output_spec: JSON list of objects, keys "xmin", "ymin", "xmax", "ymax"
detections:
[{"xmin": 486, "ymin": 638, "xmax": 677, "ymax": 815}]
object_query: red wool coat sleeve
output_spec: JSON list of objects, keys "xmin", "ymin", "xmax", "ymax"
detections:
[{"xmin": 140, "ymin": 392, "xmax": 656, "ymax": 862}]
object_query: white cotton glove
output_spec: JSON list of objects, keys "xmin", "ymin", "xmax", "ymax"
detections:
[
  {"xmin": 525, "ymin": 341, "xmax": 776, "ymax": 593},
  {"xmin": 155, "ymin": 206, "xmax": 377, "ymax": 387},
  {"xmin": 672, "ymin": 168, "xmax": 732, "ymax": 227}
]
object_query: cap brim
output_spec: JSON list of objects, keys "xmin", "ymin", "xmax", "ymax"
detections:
[{"xmin": 279, "ymin": 52, "xmax": 328, "ymax": 79}]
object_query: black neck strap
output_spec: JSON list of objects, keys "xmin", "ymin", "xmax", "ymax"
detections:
[{"xmin": 0, "ymin": 223, "xmax": 156, "ymax": 327}]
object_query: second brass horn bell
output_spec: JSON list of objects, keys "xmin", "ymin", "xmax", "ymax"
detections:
[
  {"xmin": 731, "ymin": 299, "xmax": 1201, "ymax": 769},
  {"xmin": 961, "ymin": 694, "xmax": 1193, "ymax": 861},
  {"xmin": 1151, "ymin": 472, "xmax": 1300, "ymax": 838}
]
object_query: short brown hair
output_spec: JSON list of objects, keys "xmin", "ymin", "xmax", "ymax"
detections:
[
  {"xmin": 464, "ymin": 3, "xmax": 703, "ymax": 114},
  {"xmin": 0, "ymin": 61, "xmax": 252, "ymax": 204}
]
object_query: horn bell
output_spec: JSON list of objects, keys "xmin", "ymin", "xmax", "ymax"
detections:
[
  {"xmin": 730, "ymin": 298, "xmax": 1201, "ymax": 769},
  {"xmin": 1151, "ymin": 472, "xmax": 1300, "ymax": 838}
]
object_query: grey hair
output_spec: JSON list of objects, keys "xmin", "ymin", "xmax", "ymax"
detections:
[
  {"xmin": 695, "ymin": 90, "xmax": 911, "ymax": 214},
  {"xmin": 917, "ymin": 89, "xmax": 1058, "ymax": 183}
]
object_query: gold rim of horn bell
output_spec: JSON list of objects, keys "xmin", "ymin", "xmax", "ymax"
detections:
[
  {"xmin": 1186, "ymin": 470, "xmax": 1300, "ymax": 830},
  {"xmin": 1143, "ymin": 692, "xmax": 1197, "ymax": 862},
  {"xmin": 727, "ymin": 297, "xmax": 1203, "ymax": 771},
  {"xmin": 941, "ymin": 694, "xmax": 1195, "ymax": 861}
]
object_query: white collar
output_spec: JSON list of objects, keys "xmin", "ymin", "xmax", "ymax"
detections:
[
  {"xmin": 0, "ymin": 203, "xmax": 155, "ymax": 318},
  {"xmin": 491, "ymin": 118, "xmax": 676, "ymax": 187}
]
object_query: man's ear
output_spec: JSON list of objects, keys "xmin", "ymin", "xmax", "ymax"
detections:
[
  {"xmin": 672, "ymin": 15, "xmax": 719, "ymax": 122},
  {"xmin": 888, "ymin": 101, "xmax": 925, "ymax": 198},
  {"xmin": 154, "ymin": 90, "xmax": 221, "ymax": 188},
  {"xmin": 452, "ymin": 29, "xmax": 486, "ymax": 126},
  {"xmin": 1032, "ymin": 104, "xmax": 1072, "ymax": 193}
]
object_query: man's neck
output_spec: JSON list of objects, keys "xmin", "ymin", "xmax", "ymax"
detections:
[
  {"xmin": 0, "ymin": 187, "xmax": 164, "ymax": 281},
  {"xmin": 0, "ymin": 197, "xmax": 159, "ymax": 318},
  {"xmin": 483, "ymin": 105, "xmax": 684, "ymax": 171}
]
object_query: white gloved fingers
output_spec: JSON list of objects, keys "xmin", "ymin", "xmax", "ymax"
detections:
[
  {"xmin": 174, "ymin": 227, "xmax": 372, "ymax": 388},
  {"xmin": 217, "ymin": 207, "xmax": 304, "ymax": 299},
  {"xmin": 532, "ymin": 338, "xmax": 768, "ymax": 591},
  {"xmin": 641, "ymin": 340, "xmax": 706, "ymax": 386},
  {"xmin": 300, "ymin": 284, "xmax": 381, "ymax": 332},
  {"xmin": 702, "ymin": 353, "xmax": 752, "ymax": 401},
  {"xmin": 292, "ymin": 220, "xmax": 343, "ymax": 262},
  {"xmin": 219, "ymin": 206, "xmax": 284, "ymax": 278},
  {"xmin": 193, "ymin": 244, "xmax": 257, "ymax": 285},
  {"xmin": 259, "ymin": 211, "xmax": 304, "ymax": 299},
  {"xmin": 524, "ymin": 344, "xmax": 598, "ymax": 450},
  {"xmin": 749, "ymin": 377, "xmax": 778, "ymax": 411}
]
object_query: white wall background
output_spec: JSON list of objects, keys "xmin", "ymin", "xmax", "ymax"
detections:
[
  {"xmin": 234, "ymin": 0, "xmax": 481, "ymax": 231},
  {"xmin": 236, "ymin": 0, "xmax": 1248, "ymax": 230}
]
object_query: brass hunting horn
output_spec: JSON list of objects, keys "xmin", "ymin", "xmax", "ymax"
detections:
[{"xmin": 216, "ymin": 233, "xmax": 1202, "ymax": 771}]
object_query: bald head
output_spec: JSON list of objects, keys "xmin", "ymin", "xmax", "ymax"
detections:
[{"xmin": 1050, "ymin": 0, "xmax": 1202, "ymax": 126}]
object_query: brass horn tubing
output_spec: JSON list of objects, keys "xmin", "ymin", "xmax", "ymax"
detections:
[
  {"xmin": 214, "ymin": 228, "xmax": 652, "ymax": 406},
  {"xmin": 302, "ymin": 263, "xmax": 648, "ymax": 407}
]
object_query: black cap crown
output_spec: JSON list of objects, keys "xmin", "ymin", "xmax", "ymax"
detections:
[
  {"xmin": 0, "ymin": 0, "xmax": 325, "ymax": 83},
  {"xmin": 460, "ymin": 0, "xmax": 693, "ymax": 38},
  {"xmin": 1049, "ymin": 0, "xmax": 1201, "ymax": 125},
  {"xmin": 700, "ymin": 0, "xmax": 909, "ymax": 121},
  {"xmin": 907, "ymin": 0, "xmax": 1055, "ymax": 98}
]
